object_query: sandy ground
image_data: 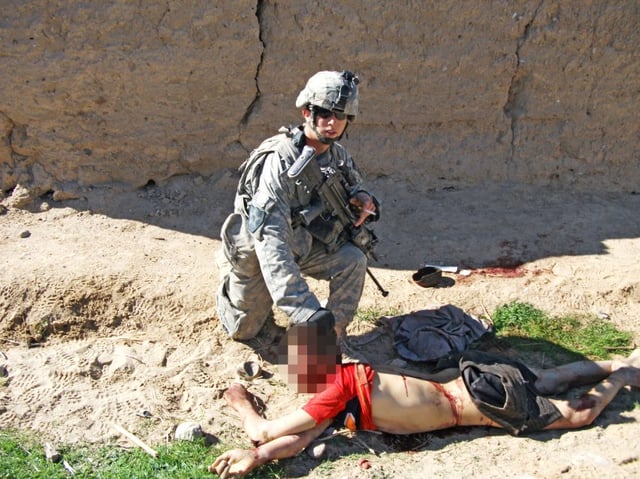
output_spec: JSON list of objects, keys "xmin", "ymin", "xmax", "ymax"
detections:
[{"xmin": 1, "ymin": 172, "xmax": 640, "ymax": 478}]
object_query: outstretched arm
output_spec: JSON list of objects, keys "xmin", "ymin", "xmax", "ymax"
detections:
[
  {"xmin": 209, "ymin": 419, "xmax": 331, "ymax": 478},
  {"xmin": 223, "ymin": 383, "xmax": 318, "ymax": 444}
]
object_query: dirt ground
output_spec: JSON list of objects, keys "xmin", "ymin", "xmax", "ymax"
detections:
[{"xmin": 1, "ymin": 172, "xmax": 640, "ymax": 478}]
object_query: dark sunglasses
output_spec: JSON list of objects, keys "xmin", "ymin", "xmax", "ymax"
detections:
[{"xmin": 312, "ymin": 106, "xmax": 351, "ymax": 121}]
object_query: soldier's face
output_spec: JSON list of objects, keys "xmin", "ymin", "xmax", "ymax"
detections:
[{"xmin": 302, "ymin": 108, "xmax": 348, "ymax": 144}]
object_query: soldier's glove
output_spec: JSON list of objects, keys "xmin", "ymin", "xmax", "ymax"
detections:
[
  {"xmin": 308, "ymin": 308, "xmax": 336, "ymax": 332},
  {"xmin": 278, "ymin": 308, "xmax": 339, "ymax": 365}
]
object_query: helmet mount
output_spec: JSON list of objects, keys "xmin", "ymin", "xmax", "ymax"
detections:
[{"xmin": 332, "ymin": 71, "xmax": 359, "ymax": 113}]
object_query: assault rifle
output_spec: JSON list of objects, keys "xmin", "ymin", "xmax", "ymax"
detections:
[{"xmin": 288, "ymin": 145, "xmax": 389, "ymax": 297}]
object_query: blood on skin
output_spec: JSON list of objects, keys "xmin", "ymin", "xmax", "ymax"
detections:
[
  {"xmin": 575, "ymin": 393, "xmax": 597, "ymax": 411},
  {"xmin": 431, "ymin": 382, "xmax": 462, "ymax": 426}
]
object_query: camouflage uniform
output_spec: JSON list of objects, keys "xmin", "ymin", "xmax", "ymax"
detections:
[{"xmin": 216, "ymin": 125, "xmax": 372, "ymax": 339}]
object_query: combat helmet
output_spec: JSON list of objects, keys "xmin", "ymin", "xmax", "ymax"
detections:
[{"xmin": 295, "ymin": 70, "xmax": 359, "ymax": 119}]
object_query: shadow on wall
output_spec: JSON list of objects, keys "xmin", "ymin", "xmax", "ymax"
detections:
[{"xmin": 23, "ymin": 172, "xmax": 640, "ymax": 272}]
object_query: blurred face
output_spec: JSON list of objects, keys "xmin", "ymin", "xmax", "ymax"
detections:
[
  {"xmin": 277, "ymin": 321, "xmax": 340, "ymax": 394},
  {"xmin": 302, "ymin": 106, "xmax": 349, "ymax": 145}
]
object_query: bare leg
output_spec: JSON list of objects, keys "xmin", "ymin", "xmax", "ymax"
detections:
[
  {"xmin": 546, "ymin": 365, "xmax": 640, "ymax": 430},
  {"xmin": 533, "ymin": 349, "xmax": 640, "ymax": 395},
  {"xmin": 623, "ymin": 348, "xmax": 640, "ymax": 368},
  {"xmin": 534, "ymin": 360, "xmax": 615, "ymax": 395},
  {"xmin": 224, "ymin": 383, "xmax": 317, "ymax": 445}
]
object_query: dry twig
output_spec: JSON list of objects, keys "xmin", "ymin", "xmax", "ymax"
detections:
[{"xmin": 111, "ymin": 422, "xmax": 158, "ymax": 457}]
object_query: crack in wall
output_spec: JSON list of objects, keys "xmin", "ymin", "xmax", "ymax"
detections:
[
  {"xmin": 240, "ymin": 0, "xmax": 265, "ymax": 126},
  {"xmin": 147, "ymin": 1, "xmax": 171, "ymax": 48},
  {"xmin": 584, "ymin": 3, "xmax": 606, "ymax": 119},
  {"xmin": 2, "ymin": 112, "xmax": 18, "ymax": 157},
  {"xmin": 503, "ymin": 0, "xmax": 544, "ymax": 163}
]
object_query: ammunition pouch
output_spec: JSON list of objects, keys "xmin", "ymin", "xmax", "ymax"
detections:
[
  {"xmin": 305, "ymin": 215, "xmax": 346, "ymax": 253},
  {"xmin": 292, "ymin": 201, "xmax": 347, "ymax": 253}
]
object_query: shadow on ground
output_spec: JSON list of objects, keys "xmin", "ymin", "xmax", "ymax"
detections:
[{"xmin": 30, "ymin": 172, "xmax": 640, "ymax": 272}]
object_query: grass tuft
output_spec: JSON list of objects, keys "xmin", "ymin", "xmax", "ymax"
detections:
[
  {"xmin": 0, "ymin": 431, "xmax": 282, "ymax": 478},
  {"xmin": 492, "ymin": 301, "xmax": 633, "ymax": 360},
  {"xmin": 354, "ymin": 306, "xmax": 401, "ymax": 324}
]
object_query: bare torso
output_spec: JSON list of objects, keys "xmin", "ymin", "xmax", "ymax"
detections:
[{"xmin": 371, "ymin": 371, "xmax": 499, "ymax": 434}]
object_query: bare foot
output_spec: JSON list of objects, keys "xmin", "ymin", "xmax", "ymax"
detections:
[
  {"xmin": 609, "ymin": 349, "xmax": 640, "ymax": 374},
  {"xmin": 223, "ymin": 383, "xmax": 270, "ymax": 444},
  {"xmin": 623, "ymin": 348, "xmax": 640, "ymax": 369},
  {"xmin": 610, "ymin": 350, "xmax": 640, "ymax": 388},
  {"xmin": 620, "ymin": 349, "xmax": 640, "ymax": 388},
  {"xmin": 618, "ymin": 367, "xmax": 640, "ymax": 388}
]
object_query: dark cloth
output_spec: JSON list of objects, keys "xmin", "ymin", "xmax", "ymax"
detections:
[
  {"xmin": 389, "ymin": 304, "xmax": 492, "ymax": 363},
  {"xmin": 459, "ymin": 350, "xmax": 562, "ymax": 436},
  {"xmin": 331, "ymin": 396, "xmax": 361, "ymax": 431}
]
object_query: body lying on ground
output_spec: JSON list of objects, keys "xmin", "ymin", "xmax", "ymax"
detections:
[{"xmin": 209, "ymin": 349, "xmax": 640, "ymax": 478}]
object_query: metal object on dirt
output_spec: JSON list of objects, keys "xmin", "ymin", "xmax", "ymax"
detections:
[
  {"xmin": 237, "ymin": 360, "xmax": 262, "ymax": 380},
  {"xmin": 412, "ymin": 266, "xmax": 443, "ymax": 288},
  {"xmin": 423, "ymin": 264, "xmax": 472, "ymax": 276}
]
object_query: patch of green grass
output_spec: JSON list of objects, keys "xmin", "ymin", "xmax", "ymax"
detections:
[
  {"xmin": 354, "ymin": 306, "xmax": 401, "ymax": 324},
  {"xmin": 0, "ymin": 431, "xmax": 284, "ymax": 479},
  {"xmin": 492, "ymin": 301, "xmax": 633, "ymax": 360}
]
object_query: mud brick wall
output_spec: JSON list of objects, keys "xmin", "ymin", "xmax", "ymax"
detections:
[{"xmin": 1, "ymin": 1, "xmax": 638, "ymax": 197}]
